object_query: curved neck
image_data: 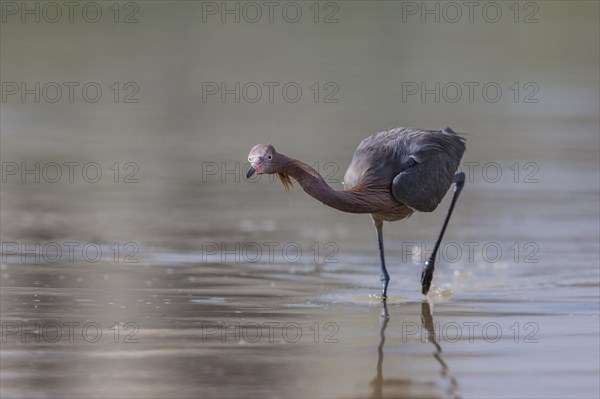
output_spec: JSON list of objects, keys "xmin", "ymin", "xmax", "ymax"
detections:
[{"xmin": 280, "ymin": 155, "xmax": 392, "ymax": 214}]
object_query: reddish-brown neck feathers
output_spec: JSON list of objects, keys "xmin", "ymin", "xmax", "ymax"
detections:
[
  {"xmin": 277, "ymin": 172, "xmax": 293, "ymax": 191},
  {"xmin": 275, "ymin": 156, "xmax": 403, "ymax": 215}
]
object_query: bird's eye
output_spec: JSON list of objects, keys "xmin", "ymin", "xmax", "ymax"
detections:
[
  {"xmin": 248, "ymin": 157, "xmax": 252, "ymax": 162},
  {"xmin": 267, "ymin": 155, "xmax": 272, "ymax": 160}
]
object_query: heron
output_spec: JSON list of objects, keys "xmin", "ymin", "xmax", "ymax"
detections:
[{"xmin": 246, "ymin": 127, "xmax": 466, "ymax": 298}]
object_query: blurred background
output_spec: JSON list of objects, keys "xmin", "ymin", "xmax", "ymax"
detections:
[{"xmin": 1, "ymin": 1, "xmax": 599, "ymax": 398}]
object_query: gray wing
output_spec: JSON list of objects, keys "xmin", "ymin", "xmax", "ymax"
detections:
[
  {"xmin": 392, "ymin": 127, "xmax": 465, "ymax": 212},
  {"xmin": 343, "ymin": 127, "xmax": 466, "ymax": 212}
]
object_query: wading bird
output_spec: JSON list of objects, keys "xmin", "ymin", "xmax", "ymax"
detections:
[{"xmin": 246, "ymin": 127, "xmax": 466, "ymax": 298}]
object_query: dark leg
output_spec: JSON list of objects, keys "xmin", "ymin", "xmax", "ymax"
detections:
[
  {"xmin": 373, "ymin": 217, "xmax": 390, "ymax": 299},
  {"xmin": 421, "ymin": 172, "xmax": 465, "ymax": 295}
]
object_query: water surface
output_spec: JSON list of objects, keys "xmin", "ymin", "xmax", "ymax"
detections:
[{"xmin": 1, "ymin": 1, "xmax": 599, "ymax": 398}]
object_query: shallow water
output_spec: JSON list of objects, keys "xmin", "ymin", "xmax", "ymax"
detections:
[{"xmin": 1, "ymin": 1, "xmax": 599, "ymax": 398}]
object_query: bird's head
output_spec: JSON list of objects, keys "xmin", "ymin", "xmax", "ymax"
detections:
[
  {"xmin": 246, "ymin": 143, "xmax": 293, "ymax": 190},
  {"xmin": 246, "ymin": 143, "xmax": 278, "ymax": 177}
]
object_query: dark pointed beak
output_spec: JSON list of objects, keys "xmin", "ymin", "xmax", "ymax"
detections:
[{"xmin": 246, "ymin": 166, "xmax": 256, "ymax": 179}]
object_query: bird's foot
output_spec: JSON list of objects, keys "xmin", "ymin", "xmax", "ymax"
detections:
[
  {"xmin": 380, "ymin": 286, "xmax": 388, "ymax": 301},
  {"xmin": 421, "ymin": 261, "xmax": 434, "ymax": 295},
  {"xmin": 380, "ymin": 276, "xmax": 389, "ymax": 301}
]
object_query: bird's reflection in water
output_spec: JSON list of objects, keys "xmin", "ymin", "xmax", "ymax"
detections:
[
  {"xmin": 369, "ymin": 301, "xmax": 460, "ymax": 399},
  {"xmin": 370, "ymin": 301, "xmax": 390, "ymax": 399},
  {"xmin": 420, "ymin": 301, "xmax": 460, "ymax": 398}
]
